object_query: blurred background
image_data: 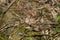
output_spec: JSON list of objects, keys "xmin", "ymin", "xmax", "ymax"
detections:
[{"xmin": 0, "ymin": 0, "xmax": 60, "ymax": 40}]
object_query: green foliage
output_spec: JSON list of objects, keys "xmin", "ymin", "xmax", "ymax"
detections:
[
  {"xmin": 26, "ymin": 37, "xmax": 32, "ymax": 40},
  {"xmin": 18, "ymin": 25, "xmax": 26, "ymax": 34},
  {"xmin": 0, "ymin": 33, "xmax": 8, "ymax": 40},
  {"xmin": 55, "ymin": 15, "xmax": 60, "ymax": 24},
  {"xmin": 41, "ymin": 37, "xmax": 45, "ymax": 40},
  {"xmin": 23, "ymin": 37, "xmax": 33, "ymax": 40},
  {"xmin": 53, "ymin": 27, "xmax": 60, "ymax": 34}
]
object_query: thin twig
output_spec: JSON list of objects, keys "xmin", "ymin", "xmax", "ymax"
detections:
[{"xmin": 3, "ymin": 0, "xmax": 17, "ymax": 14}]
